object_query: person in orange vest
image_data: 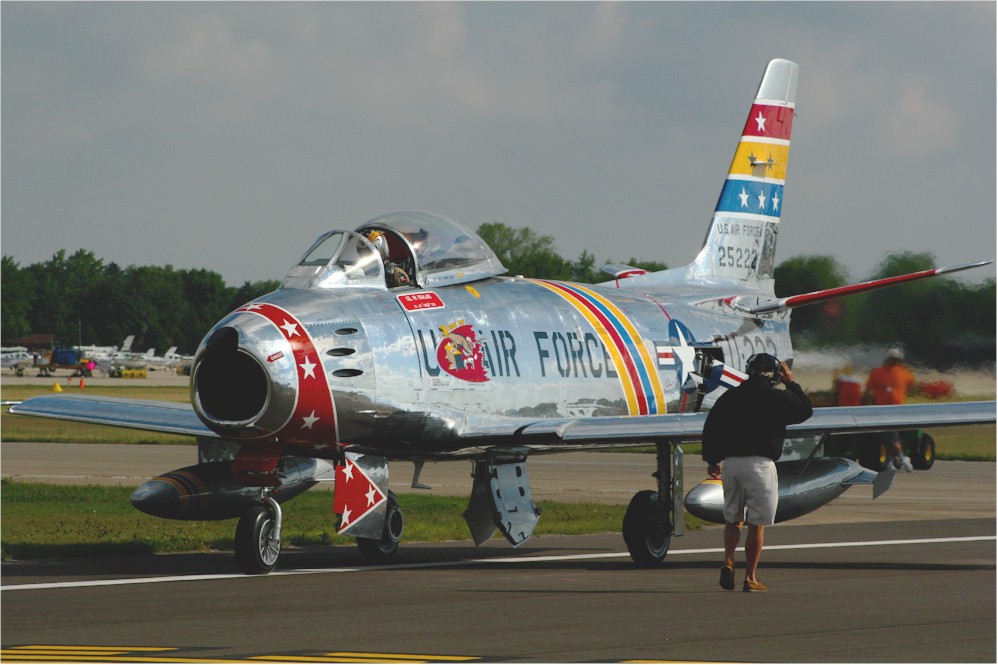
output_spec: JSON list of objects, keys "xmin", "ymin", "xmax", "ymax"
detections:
[
  {"xmin": 865, "ymin": 348, "xmax": 917, "ymax": 471},
  {"xmin": 833, "ymin": 363, "xmax": 863, "ymax": 406}
]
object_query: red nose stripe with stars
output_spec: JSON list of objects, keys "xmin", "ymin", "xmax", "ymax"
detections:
[{"xmin": 236, "ymin": 302, "xmax": 338, "ymax": 447}]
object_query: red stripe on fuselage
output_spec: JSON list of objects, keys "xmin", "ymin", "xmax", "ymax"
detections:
[{"xmin": 540, "ymin": 281, "xmax": 650, "ymax": 415}]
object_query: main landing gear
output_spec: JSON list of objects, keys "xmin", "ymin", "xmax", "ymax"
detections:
[
  {"xmin": 621, "ymin": 443, "xmax": 684, "ymax": 567},
  {"xmin": 356, "ymin": 490, "xmax": 404, "ymax": 560}
]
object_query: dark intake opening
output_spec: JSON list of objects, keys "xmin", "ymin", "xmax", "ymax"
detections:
[{"xmin": 195, "ymin": 327, "xmax": 268, "ymax": 423}]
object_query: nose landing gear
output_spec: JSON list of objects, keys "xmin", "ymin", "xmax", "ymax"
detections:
[{"xmin": 235, "ymin": 491, "xmax": 283, "ymax": 574}]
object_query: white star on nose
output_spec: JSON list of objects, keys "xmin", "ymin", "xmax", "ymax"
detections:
[
  {"xmin": 300, "ymin": 356, "xmax": 317, "ymax": 379},
  {"xmin": 301, "ymin": 410, "xmax": 319, "ymax": 429},
  {"xmin": 366, "ymin": 485, "xmax": 379, "ymax": 506},
  {"xmin": 280, "ymin": 320, "xmax": 300, "ymax": 338}
]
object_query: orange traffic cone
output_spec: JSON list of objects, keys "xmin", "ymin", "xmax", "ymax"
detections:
[
  {"xmin": 79, "ymin": 377, "xmax": 86, "ymax": 389},
  {"xmin": 51, "ymin": 382, "xmax": 63, "ymax": 393}
]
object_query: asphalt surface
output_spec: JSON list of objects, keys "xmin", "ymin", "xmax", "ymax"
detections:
[
  {"xmin": 2, "ymin": 520, "xmax": 994, "ymax": 662},
  {"xmin": 2, "ymin": 445, "xmax": 995, "ymax": 662}
]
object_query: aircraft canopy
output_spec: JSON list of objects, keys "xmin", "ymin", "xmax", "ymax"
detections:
[
  {"xmin": 282, "ymin": 211, "xmax": 507, "ymax": 290},
  {"xmin": 356, "ymin": 211, "xmax": 508, "ymax": 288}
]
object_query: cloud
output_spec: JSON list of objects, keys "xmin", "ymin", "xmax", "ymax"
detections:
[
  {"xmin": 879, "ymin": 78, "xmax": 959, "ymax": 156},
  {"xmin": 141, "ymin": 14, "xmax": 278, "ymax": 103}
]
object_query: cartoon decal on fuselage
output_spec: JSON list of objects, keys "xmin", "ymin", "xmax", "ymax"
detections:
[{"xmin": 436, "ymin": 320, "xmax": 488, "ymax": 383}]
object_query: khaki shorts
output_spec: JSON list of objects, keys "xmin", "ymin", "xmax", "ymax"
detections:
[{"xmin": 722, "ymin": 456, "xmax": 778, "ymax": 526}]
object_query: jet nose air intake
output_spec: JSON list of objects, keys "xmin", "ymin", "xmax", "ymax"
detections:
[
  {"xmin": 194, "ymin": 326, "xmax": 269, "ymax": 424},
  {"xmin": 191, "ymin": 302, "xmax": 339, "ymax": 448}
]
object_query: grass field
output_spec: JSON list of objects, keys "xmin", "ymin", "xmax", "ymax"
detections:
[
  {"xmin": 0, "ymin": 480, "xmax": 707, "ymax": 560},
  {"xmin": 1, "ymin": 385, "xmax": 195, "ymax": 444}
]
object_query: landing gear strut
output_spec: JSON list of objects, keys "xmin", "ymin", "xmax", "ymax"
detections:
[
  {"xmin": 235, "ymin": 491, "xmax": 282, "ymax": 574},
  {"xmin": 622, "ymin": 443, "xmax": 683, "ymax": 567}
]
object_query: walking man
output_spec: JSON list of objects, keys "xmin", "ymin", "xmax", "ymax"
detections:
[{"xmin": 702, "ymin": 353, "xmax": 813, "ymax": 592}]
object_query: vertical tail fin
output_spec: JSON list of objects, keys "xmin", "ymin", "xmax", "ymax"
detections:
[{"xmin": 687, "ymin": 59, "xmax": 798, "ymax": 287}]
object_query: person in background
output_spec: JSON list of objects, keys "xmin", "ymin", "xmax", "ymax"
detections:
[
  {"xmin": 833, "ymin": 363, "xmax": 864, "ymax": 406},
  {"xmin": 865, "ymin": 348, "xmax": 917, "ymax": 471}
]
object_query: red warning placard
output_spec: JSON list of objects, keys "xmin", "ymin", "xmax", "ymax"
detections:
[{"xmin": 397, "ymin": 292, "xmax": 445, "ymax": 311}]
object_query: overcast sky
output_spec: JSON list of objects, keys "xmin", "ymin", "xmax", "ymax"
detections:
[{"xmin": 3, "ymin": 2, "xmax": 995, "ymax": 287}]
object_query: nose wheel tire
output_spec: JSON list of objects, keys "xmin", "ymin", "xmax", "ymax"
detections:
[
  {"xmin": 357, "ymin": 490, "xmax": 404, "ymax": 560},
  {"xmin": 235, "ymin": 505, "xmax": 281, "ymax": 574},
  {"xmin": 622, "ymin": 489, "xmax": 671, "ymax": 567}
]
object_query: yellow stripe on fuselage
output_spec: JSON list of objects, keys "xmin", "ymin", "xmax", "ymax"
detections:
[{"xmin": 570, "ymin": 284, "xmax": 666, "ymax": 415}]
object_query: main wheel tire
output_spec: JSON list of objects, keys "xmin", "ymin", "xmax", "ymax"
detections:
[
  {"xmin": 859, "ymin": 440, "xmax": 888, "ymax": 471},
  {"xmin": 622, "ymin": 490, "xmax": 670, "ymax": 567},
  {"xmin": 912, "ymin": 432, "xmax": 936, "ymax": 470},
  {"xmin": 356, "ymin": 490, "xmax": 404, "ymax": 561},
  {"xmin": 235, "ymin": 505, "xmax": 280, "ymax": 574}
]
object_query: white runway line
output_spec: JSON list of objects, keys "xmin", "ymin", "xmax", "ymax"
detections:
[{"xmin": 2, "ymin": 535, "xmax": 993, "ymax": 592}]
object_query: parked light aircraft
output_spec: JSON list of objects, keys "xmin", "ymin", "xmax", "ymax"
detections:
[
  {"xmin": 1, "ymin": 346, "xmax": 32, "ymax": 370},
  {"xmin": 12, "ymin": 59, "xmax": 995, "ymax": 574},
  {"xmin": 145, "ymin": 347, "xmax": 183, "ymax": 370},
  {"xmin": 75, "ymin": 335, "xmax": 135, "ymax": 362}
]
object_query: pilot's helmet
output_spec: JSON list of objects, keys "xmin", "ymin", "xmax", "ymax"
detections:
[
  {"xmin": 366, "ymin": 230, "xmax": 389, "ymax": 259},
  {"xmin": 746, "ymin": 353, "xmax": 780, "ymax": 385}
]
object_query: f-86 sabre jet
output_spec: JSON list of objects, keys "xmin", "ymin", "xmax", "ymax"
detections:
[{"xmin": 12, "ymin": 58, "xmax": 995, "ymax": 574}]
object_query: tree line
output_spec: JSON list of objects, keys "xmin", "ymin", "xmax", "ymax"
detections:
[
  {"xmin": 2, "ymin": 224, "xmax": 993, "ymax": 368},
  {"xmin": 1, "ymin": 251, "xmax": 279, "ymax": 357}
]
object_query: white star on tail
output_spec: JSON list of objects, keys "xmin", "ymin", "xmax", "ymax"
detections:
[{"xmin": 754, "ymin": 111, "xmax": 767, "ymax": 133}]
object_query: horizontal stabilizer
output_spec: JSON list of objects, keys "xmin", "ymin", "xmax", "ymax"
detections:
[
  {"xmin": 737, "ymin": 260, "xmax": 992, "ymax": 316},
  {"xmin": 600, "ymin": 264, "xmax": 649, "ymax": 279}
]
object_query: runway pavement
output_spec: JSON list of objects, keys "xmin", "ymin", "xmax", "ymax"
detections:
[
  {"xmin": 2, "ymin": 442, "xmax": 995, "ymax": 661},
  {"xmin": 2, "ymin": 519, "xmax": 994, "ymax": 662}
]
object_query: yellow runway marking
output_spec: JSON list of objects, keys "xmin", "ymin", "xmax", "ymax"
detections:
[
  {"xmin": 3, "ymin": 647, "xmax": 480, "ymax": 664},
  {"xmin": 1, "ymin": 646, "xmax": 255, "ymax": 664},
  {"xmin": 251, "ymin": 654, "xmax": 478, "ymax": 664}
]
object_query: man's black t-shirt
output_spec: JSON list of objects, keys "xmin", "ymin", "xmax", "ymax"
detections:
[{"xmin": 701, "ymin": 378, "xmax": 813, "ymax": 464}]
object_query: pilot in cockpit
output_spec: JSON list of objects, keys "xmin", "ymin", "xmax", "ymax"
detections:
[{"xmin": 366, "ymin": 230, "xmax": 413, "ymax": 288}]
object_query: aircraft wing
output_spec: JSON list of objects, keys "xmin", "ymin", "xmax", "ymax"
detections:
[
  {"xmin": 8, "ymin": 394, "xmax": 218, "ymax": 438},
  {"xmin": 9, "ymin": 394, "xmax": 994, "ymax": 454},
  {"xmin": 465, "ymin": 401, "xmax": 996, "ymax": 448}
]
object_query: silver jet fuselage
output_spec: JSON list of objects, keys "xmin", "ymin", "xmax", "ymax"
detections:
[{"xmin": 189, "ymin": 266, "xmax": 791, "ymax": 460}]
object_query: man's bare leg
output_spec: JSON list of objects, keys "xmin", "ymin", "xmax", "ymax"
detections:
[
  {"xmin": 724, "ymin": 522, "xmax": 741, "ymax": 567},
  {"xmin": 745, "ymin": 524, "xmax": 765, "ymax": 581}
]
